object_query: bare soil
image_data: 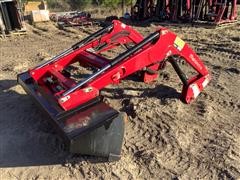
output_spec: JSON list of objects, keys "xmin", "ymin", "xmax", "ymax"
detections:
[{"xmin": 0, "ymin": 20, "xmax": 240, "ymax": 179}]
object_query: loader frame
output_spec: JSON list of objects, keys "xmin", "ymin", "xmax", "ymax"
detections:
[
  {"xmin": 17, "ymin": 20, "xmax": 210, "ymax": 160},
  {"xmin": 26, "ymin": 20, "xmax": 210, "ymax": 111}
]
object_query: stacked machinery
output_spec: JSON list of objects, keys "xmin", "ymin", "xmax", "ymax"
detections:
[{"xmin": 131, "ymin": 0, "xmax": 238, "ymax": 25}]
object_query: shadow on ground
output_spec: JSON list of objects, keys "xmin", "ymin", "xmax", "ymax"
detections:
[
  {"xmin": 0, "ymin": 79, "xmax": 180, "ymax": 168},
  {"xmin": 0, "ymin": 80, "xmax": 67, "ymax": 167}
]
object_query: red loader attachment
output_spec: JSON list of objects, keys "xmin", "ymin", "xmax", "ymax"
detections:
[{"xmin": 17, "ymin": 20, "xmax": 211, "ymax": 161}]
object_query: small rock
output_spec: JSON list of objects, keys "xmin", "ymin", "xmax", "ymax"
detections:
[{"xmin": 123, "ymin": 90, "xmax": 141, "ymax": 96}]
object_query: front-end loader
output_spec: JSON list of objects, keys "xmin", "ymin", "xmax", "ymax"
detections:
[{"xmin": 18, "ymin": 20, "xmax": 211, "ymax": 161}]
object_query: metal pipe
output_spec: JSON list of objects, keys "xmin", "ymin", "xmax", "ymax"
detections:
[
  {"xmin": 62, "ymin": 31, "xmax": 160, "ymax": 97},
  {"xmin": 110, "ymin": 31, "xmax": 159, "ymax": 67},
  {"xmin": 192, "ymin": 0, "xmax": 196, "ymax": 23},
  {"xmin": 168, "ymin": 56, "xmax": 188, "ymax": 86},
  {"xmin": 72, "ymin": 23, "xmax": 113, "ymax": 50},
  {"xmin": 35, "ymin": 49, "xmax": 73, "ymax": 70},
  {"xmin": 35, "ymin": 24, "xmax": 114, "ymax": 70},
  {"xmin": 63, "ymin": 65, "xmax": 111, "ymax": 96}
]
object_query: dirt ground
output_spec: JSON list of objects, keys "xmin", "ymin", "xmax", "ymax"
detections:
[{"xmin": 0, "ymin": 19, "xmax": 240, "ymax": 180}]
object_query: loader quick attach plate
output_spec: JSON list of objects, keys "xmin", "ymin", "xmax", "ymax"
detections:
[{"xmin": 17, "ymin": 71, "xmax": 125, "ymax": 161}]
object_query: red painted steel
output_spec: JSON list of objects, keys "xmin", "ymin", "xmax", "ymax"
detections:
[
  {"xmin": 29, "ymin": 20, "xmax": 211, "ymax": 111},
  {"xmin": 131, "ymin": 0, "xmax": 237, "ymax": 25}
]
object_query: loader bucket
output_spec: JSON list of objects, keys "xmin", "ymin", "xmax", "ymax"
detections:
[{"xmin": 17, "ymin": 71, "xmax": 125, "ymax": 161}]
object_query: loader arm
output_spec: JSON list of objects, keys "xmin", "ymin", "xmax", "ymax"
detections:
[
  {"xmin": 30, "ymin": 21, "xmax": 144, "ymax": 81},
  {"xmin": 27, "ymin": 21, "xmax": 211, "ymax": 111},
  {"xmin": 54, "ymin": 25, "xmax": 211, "ymax": 110}
]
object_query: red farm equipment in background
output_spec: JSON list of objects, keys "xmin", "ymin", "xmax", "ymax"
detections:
[{"xmin": 130, "ymin": 0, "xmax": 238, "ymax": 25}]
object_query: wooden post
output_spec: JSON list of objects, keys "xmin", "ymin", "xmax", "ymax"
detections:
[{"xmin": 122, "ymin": 0, "xmax": 125, "ymax": 16}]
